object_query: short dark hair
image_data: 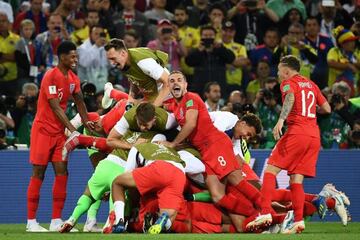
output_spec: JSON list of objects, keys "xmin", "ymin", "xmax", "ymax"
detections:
[
  {"xmin": 209, "ymin": 2, "xmax": 226, "ymax": 18},
  {"xmin": 57, "ymin": 41, "xmax": 76, "ymax": 57},
  {"xmin": 204, "ymin": 81, "xmax": 220, "ymax": 93},
  {"xmin": 200, "ymin": 25, "xmax": 217, "ymax": 35},
  {"xmin": 89, "ymin": 24, "xmax": 104, "ymax": 34},
  {"xmin": 169, "ymin": 70, "xmax": 187, "ymax": 81},
  {"xmin": 174, "ymin": 4, "xmax": 188, "ymax": 14},
  {"xmin": 104, "ymin": 38, "xmax": 127, "ymax": 52},
  {"xmin": 305, "ymin": 16, "xmax": 319, "ymax": 25},
  {"xmin": 86, "ymin": 9, "xmax": 99, "ymax": 17},
  {"xmin": 136, "ymin": 103, "xmax": 155, "ymax": 124},
  {"xmin": 240, "ymin": 113, "xmax": 262, "ymax": 134},
  {"xmin": 280, "ymin": 55, "xmax": 301, "ymax": 72},
  {"xmin": 124, "ymin": 29, "xmax": 139, "ymax": 40}
]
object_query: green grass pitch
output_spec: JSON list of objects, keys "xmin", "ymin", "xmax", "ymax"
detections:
[{"xmin": 0, "ymin": 222, "xmax": 359, "ymax": 240}]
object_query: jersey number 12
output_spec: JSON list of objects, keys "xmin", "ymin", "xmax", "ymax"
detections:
[{"xmin": 301, "ymin": 90, "xmax": 315, "ymax": 118}]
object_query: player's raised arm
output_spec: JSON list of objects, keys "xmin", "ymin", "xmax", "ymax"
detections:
[
  {"xmin": 49, "ymin": 97, "xmax": 77, "ymax": 133},
  {"xmin": 153, "ymin": 70, "xmax": 170, "ymax": 107}
]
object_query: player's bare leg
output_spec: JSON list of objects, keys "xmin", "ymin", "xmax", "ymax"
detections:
[
  {"xmin": 109, "ymin": 172, "xmax": 136, "ymax": 233},
  {"xmin": 26, "ymin": 165, "xmax": 48, "ymax": 232}
]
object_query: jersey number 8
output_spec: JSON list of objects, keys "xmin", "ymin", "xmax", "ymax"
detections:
[{"xmin": 218, "ymin": 156, "xmax": 227, "ymax": 166}]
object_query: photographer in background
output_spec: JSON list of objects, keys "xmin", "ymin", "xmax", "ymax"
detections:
[
  {"xmin": 11, "ymin": 83, "xmax": 39, "ymax": 146},
  {"xmin": 77, "ymin": 25, "xmax": 109, "ymax": 92},
  {"xmin": 349, "ymin": 119, "xmax": 360, "ymax": 148},
  {"xmin": 185, "ymin": 25, "xmax": 235, "ymax": 96},
  {"xmin": 147, "ymin": 19, "xmax": 187, "ymax": 72},
  {"xmin": 318, "ymin": 82, "xmax": 355, "ymax": 149}
]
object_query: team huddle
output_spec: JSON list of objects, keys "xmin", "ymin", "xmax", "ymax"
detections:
[{"xmin": 26, "ymin": 39, "xmax": 350, "ymax": 234}]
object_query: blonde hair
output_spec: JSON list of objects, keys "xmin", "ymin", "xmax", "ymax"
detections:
[{"xmin": 20, "ymin": 19, "xmax": 35, "ymax": 31}]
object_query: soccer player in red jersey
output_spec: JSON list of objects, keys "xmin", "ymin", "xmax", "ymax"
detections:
[
  {"xmin": 26, "ymin": 41, "xmax": 94, "ymax": 232},
  {"xmin": 251, "ymin": 55, "xmax": 331, "ymax": 233},
  {"xmin": 160, "ymin": 71, "xmax": 263, "ymax": 220}
]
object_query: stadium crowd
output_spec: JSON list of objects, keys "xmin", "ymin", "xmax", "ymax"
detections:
[{"xmin": 1, "ymin": 0, "xmax": 360, "ymax": 150}]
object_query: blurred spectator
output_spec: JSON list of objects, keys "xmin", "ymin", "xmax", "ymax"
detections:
[
  {"xmin": 249, "ymin": 27, "xmax": 280, "ymax": 77},
  {"xmin": 349, "ymin": 119, "xmax": 360, "ymax": 148},
  {"xmin": 304, "ymin": 17, "xmax": 334, "ymax": 90},
  {"xmin": 207, "ymin": 2, "xmax": 226, "ymax": 42},
  {"xmin": 0, "ymin": 120, "xmax": 9, "ymax": 150},
  {"xmin": 223, "ymin": 89, "xmax": 247, "ymax": 112},
  {"xmin": 15, "ymin": 20, "xmax": 39, "ymax": 87},
  {"xmin": 254, "ymin": 88, "xmax": 281, "ymax": 149},
  {"xmin": 273, "ymin": 23, "xmax": 318, "ymax": 79},
  {"xmin": 77, "ymin": 25, "xmax": 109, "ymax": 92},
  {"xmin": 35, "ymin": 13, "xmax": 69, "ymax": 77},
  {"xmin": 147, "ymin": 19, "xmax": 187, "ymax": 71},
  {"xmin": 13, "ymin": 0, "xmax": 48, "ymax": 35},
  {"xmin": 87, "ymin": 0, "xmax": 115, "ymax": 37},
  {"xmin": 246, "ymin": 60, "xmax": 271, "ymax": 103},
  {"xmin": 227, "ymin": 0, "xmax": 278, "ymax": 49},
  {"xmin": 330, "ymin": 81, "xmax": 360, "ymax": 128},
  {"xmin": 0, "ymin": 12, "xmax": 21, "ymax": 96},
  {"xmin": 11, "ymin": 83, "xmax": 38, "ymax": 146},
  {"xmin": 123, "ymin": 29, "xmax": 140, "ymax": 48},
  {"xmin": 204, "ymin": 81, "xmax": 222, "ymax": 111},
  {"xmin": 317, "ymin": 0, "xmax": 354, "ymax": 45},
  {"xmin": 144, "ymin": 0, "xmax": 174, "ymax": 41},
  {"xmin": 222, "ymin": 21, "xmax": 250, "ymax": 94},
  {"xmin": 186, "ymin": 0, "xmax": 210, "ymax": 28},
  {"xmin": 327, "ymin": 25, "xmax": 360, "ymax": 95},
  {"xmin": 112, "ymin": 0, "xmax": 150, "ymax": 46},
  {"xmin": 0, "ymin": 1, "xmax": 14, "ymax": 24},
  {"xmin": 54, "ymin": 0, "xmax": 85, "ymax": 33},
  {"xmin": 279, "ymin": 8, "xmax": 304, "ymax": 36},
  {"xmin": 0, "ymin": 95, "xmax": 15, "ymax": 132},
  {"xmin": 319, "ymin": 81, "xmax": 352, "ymax": 148},
  {"xmin": 71, "ymin": 10, "xmax": 110, "ymax": 46},
  {"xmin": 185, "ymin": 25, "xmax": 235, "ymax": 96},
  {"xmin": 173, "ymin": 4, "xmax": 200, "ymax": 81},
  {"xmin": 266, "ymin": 0, "xmax": 307, "ymax": 20}
]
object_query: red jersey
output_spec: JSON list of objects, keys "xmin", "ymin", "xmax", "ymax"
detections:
[
  {"xmin": 168, "ymin": 92, "xmax": 225, "ymax": 148},
  {"xmin": 101, "ymin": 99, "xmax": 127, "ymax": 135},
  {"xmin": 34, "ymin": 67, "xmax": 80, "ymax": 136},
  {"xmin": 280, "ymin": 74, "xmax": 326, "ymax": 137}
]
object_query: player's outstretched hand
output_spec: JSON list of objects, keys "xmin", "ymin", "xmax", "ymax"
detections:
[
  {"xmin": 155, "ymin": 141, "xmax": 176, "ymax": 149},
  {"xmin": 273, "ymin": 119, "xmax": 284, "ymax": 141},
  {"xmin": 84, "ymin": 121, "xmax": 95, "ymax": 130}
]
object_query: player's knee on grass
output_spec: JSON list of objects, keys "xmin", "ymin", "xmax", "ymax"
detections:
[
  {"xmin": 52, "ymin": 161, "xmax": 68, "ymax": 176},
  {"xmin": 32, "ymin": 165, "xmax": 47, "ymax": 180}
]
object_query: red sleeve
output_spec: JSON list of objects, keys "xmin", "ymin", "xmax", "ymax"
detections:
[
  {"xmin": 280, "ymin": 80, "xmax": 295, "ymax": 98},
  {"xmin": 42, "ymin": 70, "xmax": 58, "ymax": 100},
  {"xmin": 316, "ymin": 85, "xmax": 327, "ymax": 106},
  {"xmin": 185, "ymin": 94, "xmax": 200, "ymax": 111},
  {"xmin": 13, "ymin": 12, "xmax": 25, "ymax": 33}
]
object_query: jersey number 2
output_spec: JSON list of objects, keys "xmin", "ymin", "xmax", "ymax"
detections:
[{"xmin": 301, "ymin": 90, "xmax": 315, "ymax": 118}]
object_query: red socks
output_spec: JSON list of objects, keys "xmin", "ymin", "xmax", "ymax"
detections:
[
  {"xmin": 273, "ymin": 189, "xmax": 317, "ymax": 202},
  {"xmin": 216, "ymin": 191, "xmax": 257, "ymax": 217},
  {"xmin": 326, "ymin": 198, "xmax": 336, "ymax": 209},
  {"xmin": 234, "ymin": 179, "xmax": 262, "ymax": 208},
  {"xmin": 52, "ymin": 175, "xmax": 68, "ymax": 219},
  {"xmin": 78, "ymin": 135, "xmax": 113, "ymax": 153},
  {"xmin": 260, "ymin": 172, "xmax": 276, "ymax": 214},
  {"xmin": 110, "ymin": 89, "xmax": 129, "ymax": 101},
  {"xmin": 27, "ymin": 177, "xmax": 43, "ymax": 219},
  {"xmin": 290, "ymin": 183, "xmax": 305, "ymax": 222}
]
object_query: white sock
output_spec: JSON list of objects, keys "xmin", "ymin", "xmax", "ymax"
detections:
[
  {"xmin": 50, "ymin": 218, "xmax": 62, "ymax": 225},
  {"xmin": 114, "ymin": 201, "xmax": 125, "ymax": 224},
  {"xmin": 164, "ymin": 218, "xmax": 172, "ymax": 230},
  {"xmin": 27, "ymin": 219, "xmax": 37, "ymax": 226}
]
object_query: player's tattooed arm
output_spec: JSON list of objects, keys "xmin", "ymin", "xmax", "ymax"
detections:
[{"xmin": 279, "ymin": 92, "xmax": 295, "ymax": 121}]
